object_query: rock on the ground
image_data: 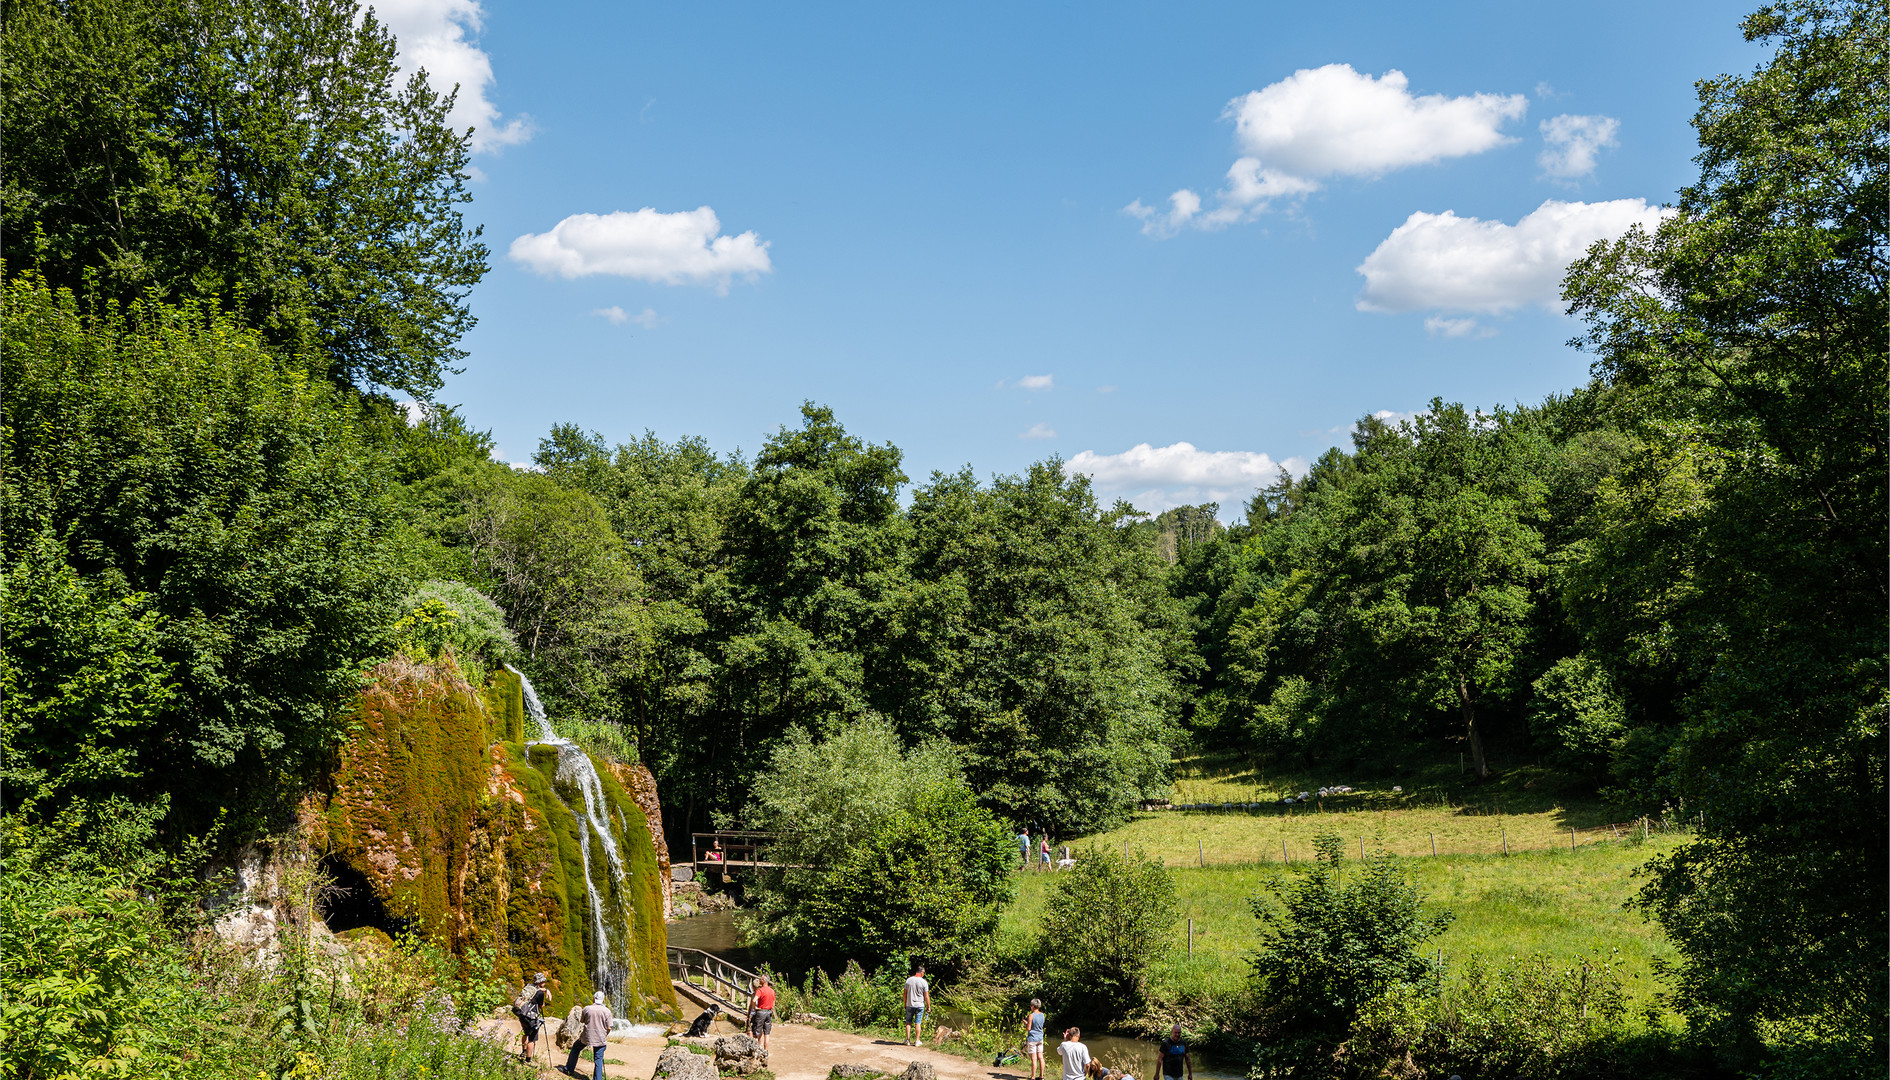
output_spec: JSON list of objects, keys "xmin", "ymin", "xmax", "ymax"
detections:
[
  {"xmin": 793, "ymin": 1012, "xmax": 829, "ymax": 1024},
  {"xmin": 828, "ymin": 1066, "xmax": 884, "ymax": 1080},
  {"xmin": 901, "ymin": 1062, "xmax": 936, "ymax": 1080},
  {"xmin": 654, "ymin": 1045, "xmax": 718, "ymax": 1080},
  {"xmin": 714, "ymin": 1033, "xmax": 768, "ymax": 1074}
]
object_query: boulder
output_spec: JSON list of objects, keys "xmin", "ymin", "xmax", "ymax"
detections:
[
  {"xmin": 654, "ymin": 1045, "xmax": 718, "ymax": 1080},
  {"xmin": 714, "ymin": 1033, "xmax": 769, "ymax": 1074},
  {"xmin": 901, "ymin": 1063, "xmax": 936, "ymax": 1080},
  {"xmin": 672, "ymin": 865, "xmax": 696, "ymax": 883},
  {"xmin": 828, "ymin": 1066, "xmax": 884, "ymax": 1080}
]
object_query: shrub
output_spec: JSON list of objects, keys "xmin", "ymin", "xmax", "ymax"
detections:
[
  {"xmin": 1038, "ymin": 847, "xmax": 1178, "ymax": 1020},
  {"xmin": 797, "ymin": 960, "xmax": 908, "ymax": 1030},
  {"xmin": 393, "ymin": 579, "xmax": 519, "ymax": 687},
  {"xmin": 743, "ymin": 720, "xmax": 1012, "ymax": 970},
  {"xmin": 1247, "ymin": 833, "xmax": 1452, "ymax": 1077}
]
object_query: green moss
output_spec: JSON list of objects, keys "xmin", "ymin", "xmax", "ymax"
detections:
[
  {"xmin": 315, "ymin": 660, "xmax": 674, "ymax": 1021},
  {"xmin": 484, "ymin": 669, "xmax": 525, "ymax": 745}
]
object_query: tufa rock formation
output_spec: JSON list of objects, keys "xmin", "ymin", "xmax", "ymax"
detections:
[{"xmin": 301, "ymin": 656, "xmax": 676, "ymax": 1019}]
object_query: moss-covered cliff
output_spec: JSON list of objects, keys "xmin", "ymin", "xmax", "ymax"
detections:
[{"xmin": 305, "ymin": 656, "xmax": 675, "ymax": 1019}]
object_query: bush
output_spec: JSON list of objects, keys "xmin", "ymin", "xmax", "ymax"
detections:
[
  {"xmin": 796, "ymin": 960, "xmax": 909, "ymax": 1030},
  {"xmin": 1343, "ymin": 953, "xmax": 1653, "ymax": 1080},
  {"xmin": 393, "ymin": 579, "xmax": 519, "ymax": 687},
  {"xmin": 1247, "ymin": 833, "xmax": 1452, "ymax": 1077},
  {"xmin": 743, "ymin": 720, "xmax": 1013, "ymax": 970},
  {"xmin": 1038, "ymin": 847, "xmax": 1178, "ymax": 1020}
]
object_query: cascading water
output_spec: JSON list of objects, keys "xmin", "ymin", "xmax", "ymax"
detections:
[{"xmin": 509, "ymin": 665, "xmax": 641, "ymax": 1018}]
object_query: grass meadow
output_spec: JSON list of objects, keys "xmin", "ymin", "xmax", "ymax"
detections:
[{"xmin": 1001, "ymin": 824, "xmax": 1684, "ymax": 1016}]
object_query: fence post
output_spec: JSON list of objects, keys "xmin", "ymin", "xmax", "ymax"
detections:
[
  {"xmin": 1198, "ymin": 839, "xmax": 1204, "ymax": 868},
  {"xmin": 1282, "ymin": 839, "xmax": 1289, "ymax": 863},
  {"xmin": 1430, "ymin": 832, "xmax": 1436, "ymax": 857},
  {"xmin": 1502, "ymin": 827, "xmax": 1508, "ymax": 856},
  {"xmin": 1571, "ymin": 828, "xmax": 1577, "ymax": 851},
  {"xmin": 1360, "ymin": 836, "xmax": 1366, "ymax": 859}
]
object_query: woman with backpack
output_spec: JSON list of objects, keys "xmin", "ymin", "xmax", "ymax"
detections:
[{"xmin": 513, "ymin": 972, "xmax": 549, "ymax": 1063}]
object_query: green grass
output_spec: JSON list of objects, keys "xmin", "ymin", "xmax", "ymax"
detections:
[
  {"xmin": 1087, "ymin": 753, "xmax": 1678, "ymax": 864},
  {"xmin": 999, "ymin": 834, "xmax": 1682, "ymax": 1014}
]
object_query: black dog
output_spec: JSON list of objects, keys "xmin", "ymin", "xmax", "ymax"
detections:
[{"xmin": 685, "ymin": 1007, "xmax": 718, "ymax": 1038}]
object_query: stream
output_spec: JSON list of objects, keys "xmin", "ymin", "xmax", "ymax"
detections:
[{"xmin": 664, "ymin": 909, "xmax": 1244, "ymax": 1079}]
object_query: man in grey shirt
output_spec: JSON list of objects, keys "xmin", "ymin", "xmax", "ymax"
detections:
[
  {"xmin": 1057, "ymin": 1027, "xmax": 1090, "ymax": 1080},
  {"xmin": 558, "ymin": 991, "xmax": 613, "ymax": 1078}
]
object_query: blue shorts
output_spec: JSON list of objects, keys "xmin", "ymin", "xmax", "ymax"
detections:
[{"xmin": 905, "ymin": 1006, "xmax": 926, "ymax": 1026}]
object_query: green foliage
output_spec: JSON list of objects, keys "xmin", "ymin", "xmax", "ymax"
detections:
[
  {"xmin": 795, "ymin": 959, "xmax": 910, "ymax": 1030},
  {"xmin": 538, "ymin": 408, "xmax": 1190, "ymax": 841},
  {"xmin": 0, "ymin": 866, "xmax": 194, "ymax": 1079},
  {"xmin": 897, "ymin": 461, "xmax": 1187, "ymax": 833},
  {"xmin": 1247, "ymin": 834, "xmax": 1452, "ymax": 1074},
  {"xmin": 2, "ymin": 277, "xmax": 402, "ymax": 840},
  {"xmin": 0, "ymin": 531, "xmax": 175, "ymax": 821},
  {"xmin": 1037, "ymin": 847, "xmax": 1179, "ymax": 1020},
  {"xmin": 406, "ymin": 459, "xmax": 649, "ymax": 725},
  {"xmin": 1525, "ymin": 655, "xmax": 1629, "ymax": 773},
  {"xmin": 743, "ymin": 718, "xmax": 1013, "ymax": 970},
  {"xmin": 1559, "ymin": 0, "xmax": 1887, "ymax": 1067},
  {"xmin": 1, "ymin": 0, "xmax": 488, "ymax": 398},
  {"xmin": 392, "ymin": 579, "xmax": 519, "ymax": 688},
  {"xmin": 1341, "ymin": 953, "xmax": 1651, "ymax": 1080}
]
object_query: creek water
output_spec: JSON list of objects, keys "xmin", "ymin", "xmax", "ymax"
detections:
[
  {"xmin": 664, "ymin": 910, "xmax": 1242, "ymax": 1079},
  {"xmin": 513, "ymin": 666, "xmax": 644, "ymax": 1019}
]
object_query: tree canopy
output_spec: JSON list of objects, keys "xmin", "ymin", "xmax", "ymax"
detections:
[{"xmin": 1, "ymin": 0, "xmax": 488, "ymax": 398}]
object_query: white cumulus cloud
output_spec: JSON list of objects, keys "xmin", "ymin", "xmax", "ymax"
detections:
[
  {"xmin": 510, "ymin": 208, "xmax": 772, "ymax": 291},
  {"xmin": 1538, "ymin": 114, "xmax": 1621, "ymax": 180},
  {"xmin": 1355, "ymin": 198, "xmax": 1670, "ymax": 314},
  {"xmin": 1129, "ymin": 65, "xmax": 1527, "ymax": 235},
  {"xmin": 1020, "ymin": 423, "xmax": 1057, "ymax": 440},
  {"xmin": 1018, "ymin": 374, "xmax": 1055, "ymax": 391},
  {"xmin": 1064, "ymin": 442, "xmax": 1306, "ymax": 517},
  {"xmin": 594, "ymin": 305, "xmax": 660, "ymax": 328},
  {"xmin": 374, "ymin": 0, "xmax": 532, "ymax": 153}
]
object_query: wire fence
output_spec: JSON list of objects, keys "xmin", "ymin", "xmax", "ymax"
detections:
[{"xmin": 1088, "ymin": 809, "xmax": 1700, "ymax": 867}]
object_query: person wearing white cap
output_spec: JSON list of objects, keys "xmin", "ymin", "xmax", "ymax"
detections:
[{"xmin": 559, "ymin": 991, "xmax": 613, "ymax": 1078}]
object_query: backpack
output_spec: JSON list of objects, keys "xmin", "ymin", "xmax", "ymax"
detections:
[{"xmin": 511, "ymin": 984, "xmax": 542, "ymax": 1020}]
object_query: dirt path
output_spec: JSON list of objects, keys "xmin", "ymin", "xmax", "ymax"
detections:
[{"xmin": 485, "ymin": 1016, "xmax": 1031, "ymax": 1080}]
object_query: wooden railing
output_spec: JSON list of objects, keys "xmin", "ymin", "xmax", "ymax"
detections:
[
  {"xmin": 689, "ymin": 830, "xmax": 778, "ymax": 869},
  {"xmin": 668, "ymin": 946, "xmax": 762, "ymax": 1012}
]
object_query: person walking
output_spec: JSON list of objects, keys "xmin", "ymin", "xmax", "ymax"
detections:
[
  {"xmin": 514, "ymin": 971, "xmax": 550, "ymax": 1064},
  {"xmin": 1016, "ymin": 828, "xmax": 1031, "ymax": 871},
  {"xmin": 1039, "ymin": 837, "xmax": 1052, "ymax": 872},
  {"xmin": 1020, "ymin": 998, "xmax": 1047, "ymax": 1079},
  {"xmin": 558, "ymin": 991, "xmax": 612, "ymax": 1079},
  {"xmin": 901, "ymin": 963, "xmax": 931, "ymax": 1046},
  {"xmin": 1056, "ymin": 1027, "xmax": 1090, "ymax": 1080},
  {"xmin": 1158, "ymin": 1025, "xmax": 1192, "ymax": 1080},
  {"xmin": 748, "ymin": 974, "xmax": 777, "ymax": 1054}
]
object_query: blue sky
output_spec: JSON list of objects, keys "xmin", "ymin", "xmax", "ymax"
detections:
[{"xmin": 381, "ymin": 0, "xmax": 1762, "ymax": 517}]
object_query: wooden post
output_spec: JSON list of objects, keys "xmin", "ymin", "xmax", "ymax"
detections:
[
  {"xmin": 1282, "ymin": 839, "xmax": 1289, "ymax": 863},
  {"xmin": 1198, "ymin": 839, "xmax": 1204, "ymax": 867},
  {"xmin": 1430, "ymin": 831, "xmax": 1436, "ymax": 856},
  {"xmin": 1187, "ymin": 918, "xmax": 1194, "ymax": 957},
  {"xmin": 1360, "ymin": 836, "xmax": 1366, "ymax": 859},
  {"xmin": 1571, "ymin": 828, "xmax": 1577, "ymax": 850},
  {"xmin": 1502, "ymin": 827, "xmax": 1508, "ymax": 855}
]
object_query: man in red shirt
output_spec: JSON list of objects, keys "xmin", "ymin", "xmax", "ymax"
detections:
[{"xmin": 748, "ymin": 974, "xmax": 777, "ymax": 1054}]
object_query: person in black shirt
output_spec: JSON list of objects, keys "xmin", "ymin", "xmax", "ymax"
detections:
[{"xmin": 1158, "ymin": 1024, "xmax": 1191, "ymax": 1080}]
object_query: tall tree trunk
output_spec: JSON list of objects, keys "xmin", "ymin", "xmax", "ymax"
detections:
[{"xmin": 1460, "ymin": 674, "xmax": 1490, "ymax": 780}]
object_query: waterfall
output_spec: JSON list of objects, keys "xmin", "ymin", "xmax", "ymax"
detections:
[{"xmin": 509, "ymin": 666, "xmax": 640, "ymax": 1017}]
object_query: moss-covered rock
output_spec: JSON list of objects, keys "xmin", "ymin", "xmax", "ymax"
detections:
[{"xmin": 306, "ymin": 656, "xmax": 676, "ymax": 1019}]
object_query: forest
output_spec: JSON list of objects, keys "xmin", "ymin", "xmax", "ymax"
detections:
[{"xmin": 1, "ymin": 1, "xmax": 1883, "ymax": 1079}]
